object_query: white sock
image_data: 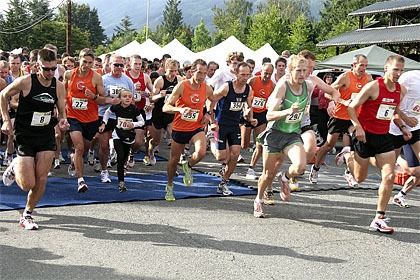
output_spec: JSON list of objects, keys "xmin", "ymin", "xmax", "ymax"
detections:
[{"xmin": 77, "ymin": 177, "xmax": 85, "ymax": 184}]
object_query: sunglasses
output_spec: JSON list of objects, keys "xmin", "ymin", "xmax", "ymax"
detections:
[
  {"xmin": 113, "ymin": 63, "xmax": 124, "ymax": 68},
  {"xmin": 41, "ymin": 65, "xmax": 57, "ymax": 72}
]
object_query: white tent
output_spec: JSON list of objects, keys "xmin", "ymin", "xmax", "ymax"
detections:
[
  {"xmin": 136, "ymin": 39, "xmax": 163, "ymax": 60},
  {"xmin": 161, "ymin": 39, "xmax": 196, "ymax": 65},
  {"xmin": 195, "ymin": 36, "xmax": 255, "ymax": 68},
  {"xmin": 114, "ymin": 40, "xmax": 143, "ymax": 57},
  {"xmin": 253, "ymin": 43, "xmax": 279, "ymax": 71}
]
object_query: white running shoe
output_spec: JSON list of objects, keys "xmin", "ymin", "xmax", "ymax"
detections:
[
  {"xmin": 245, "ymin": 168, "xmax": 258, "ymax": 180},
  {"xmin": 19, "ymin": 214, "xmax": 39, "ymax": 230},
  {"xmin": 2, "ymin": 157, "xmax": 17, "ymax": 186},
  {"xmin": 309, "ymin": 165, "xmax": 318, "ymax": 184},
  {"xmin": 253, "ymin": 200, "xmax": 265, "ymax": 218},
  {"xmin": 344, "ymin": 170, "xmax": 358, "ymax": 187},
  {"xmin": 217, "ymin": 180, "xmax": 233, "ymax": 196},
  {"xmin": 393, "ymin": 193, "xmax": 409, "ymax": 208},
  {"xmin": 53, "ymin": 158, "xmax": 60, "ymax": 169},
  {"xmin": 100, "ymin": 170, "xmax": 111, "ymax": 183},
  {"xmin": 335, "ymin": 146, "xmax": 351, "ymax": 166},
  {"xmin": 149, "ymin": 155, "xmax": 157, "ymax": 166},
  {"xmin": 87, "ymin": 151, "xmax": 95, "ymax": 166},
  {"xmin": 127, "ymin": 152, "xmax": 135, "ymax": 168},
  {"xmin": 369, "ymin": 217, "xmax": 394, "ymax": 234},
  {"xmin": 237, "ymin": 154, "xmax": 245, "ymax": 163}
]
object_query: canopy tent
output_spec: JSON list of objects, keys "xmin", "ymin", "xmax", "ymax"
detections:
[
  {"xmin": 195, "ymin": 36, "xmax": 255, "ymax": 69},
  {"xmin": 253, "ymin": 43, "xmax": 279, "ymax": 71},
  {"xmin": 161, "ymin": 39, "xmax": 196, "ymax": 66},
  {"xmin": 113, "ymin": 40, "xmax": 143, "ymax": 57},
  {"xmin": 102, "ymin": 39, "xmax": 163, "ymax": 61},
  {"xmin": 317, "ymin": 45, "xmax": 420, "ymax": 71}
]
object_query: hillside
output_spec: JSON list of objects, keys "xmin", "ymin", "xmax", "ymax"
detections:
[{"xmin": 79, "ymin": 0, "xmax": 324, "ymax": 37}]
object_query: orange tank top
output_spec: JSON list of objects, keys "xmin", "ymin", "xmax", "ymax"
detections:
[
  {"xmin": 67, "ymin": 67, "xmax": 99, "ymax": 123},
  {"xmin": 251, "ymin": 76, "xmax": 273, "ymax": 113},
  {"xmin": 334, "ymin": 71, "xmax": 369, "ymax": 120},
  {"xmin": 172, "ymin": 80, "xmax": 207, "ymax": 132}
]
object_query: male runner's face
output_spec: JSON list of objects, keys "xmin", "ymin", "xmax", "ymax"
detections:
[
  {"xmin": 193, "ymin": 64, "xmax": 207, "ymax": 84},
  {"xmin": 207, "ymin": 64, "xmax": 217, "ymax": 78},
  {"xmin": 261, "ymin": 65, "xmax": 273, "ymax": 83},
  {"xmin": 353, "ymin": 57, "xmax": 368, "ymax": 77},
  {"xmin": 385, "ymin": 60, "xmax": 404, "ymax": 83},
  {"xmin": 166, "ymin": 64, "xmax": 178, "ymax": 80},
  {"xmin": 276, "ymin": 61, "xmax": 286, "ymax": 75},
  {"xmin": 64, "ymin": 60, "xmax": 75, "ymax": 70},
  {"xmin": 0, "ymin": 67, "xmax": 8, "ymax": 79},
  {"xmin": 236, "ymin": 65, "xmax": 251, "ymax": 85},
  {"xmin": 228, "ymin": 58, "xmax": 240, "ymax": 73},
  {"xmin": 111, "ymin": 57, "xmax": 124, "ymax": 78},
  {"xmin": 9, "ymin": 57, "xmax": 21, "ymax": 73},
  {"xmin": 130, "ymin": 58, "xmax": 142, "ymax": 73},
  {"xmin": 305, "ymin": 58, "xmax": 315, "ymax": 78},
  {"xmin": 291, "ymin": 62, "xmax": 307, "ymax": 84},
  {"xmin": 38, "ymin": 60, "xmax": 57, "ymax": 81},
  {"xmin": 79, "ymin": 56, "xmax": 94, "ymax": 73}
]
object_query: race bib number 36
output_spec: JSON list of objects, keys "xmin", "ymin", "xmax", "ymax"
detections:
[
  {"xmin": 285, "ymin": 112, "xmax": 303, "ymax": 123},
  {"xmin": 117, "ymin": 117, "xmax": 133, "ymax": 130},
  {"xmin": 230, "ymin": 101, "xmax": 243, "ymax": 111},
  {"xmin": 181, "ymin": 109, "xmax": 200, "ymax": 122},
  {"xmin": 376, "ymin": 104, "xmax": 396, "ymax": 120},
  {"xmin": 252, "ymin": 97, "xmax": 266, "ymax": 109},
  {"xmin": 134, "ymin": 91, "xmax": 142, "ymax": 102},
  {"xmin": 109, "ymin": 86, "xmax": 123, "ymax": 98},
  {"xmin": 31, "ymin": 111, "xmax": 51, "ymax": 126},
  {"xmin": 72, "ymin": 98, "xmax": 88, "ymax": 110}
]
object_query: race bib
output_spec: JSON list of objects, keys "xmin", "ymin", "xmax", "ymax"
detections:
[
  {"xmin": 31, "ymin": 111, "xmax": 51, "ymax": 126},
  {"xmin": 410, "ymin": 100, "xmax": 420, "ymax": 115},
  {"xmin": 109, "ymin": 85, "xmax": 123, "ymax": 98},
  {"xmin": 252, "ymin": 97, "xmax": 266, "ymax": 109},
  {"xmin": 134, "ymin": 91, "xmax": 142, "ymax": 102},
  {"xmin": 285, "ymin": 112, "xmax": 303, "ymax": 123},
  {"xmin": 72, "ymin": 98, "xmax": 88, "ymax": 110},
  {"xmin": 117, "ymin": 117, "xmax": 133, "ymax": 130},
  {"xmin": 230, "ymin": 101, "xmax": 243, "ymax": 111},
  {"xmin": 376, "ymin": 104, "xmax": 396, "ymax": 120},
  {"xmin": 164, "ymin": 93, "xmax": 171, "ymax": 104},
  {"xmin": 181, "ymin": 109, "xmax": 200, "ymax": 122}
]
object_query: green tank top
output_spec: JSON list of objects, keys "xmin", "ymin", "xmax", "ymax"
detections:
[{"xmin": 268, "ymin": 80, "xmax": 309, "ymax": 133}]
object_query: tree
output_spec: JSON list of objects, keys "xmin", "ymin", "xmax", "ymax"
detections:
[
  {"xmin": 256, "ymin": 0, "xmax": 311, "ymax": 21},
  {"xmin": 212, "ymin": 0, "xmax": 253, "ymax": 42},
  {"xmin": 288, "ymin": 13, "xmax": 316, "ymax": 53},
  {"xmin": 162, "ymin": 0, "xmax": 183, "ymax": 42},
  {"xmin": 176, "ymin": 25, "xmax": 194, "ymax": 50},
  {"xmin": 56, "ymin": 3, "xmax": 106, "ymax": 48},
  {"xmin": 192, "ymin": 19, "xmax": 212, "ymax": 52},
  {"xmin": 27, "ymin": 0, "xmax": 53, "ymax": 21},
  {"xmin": 113, "ymin": 15, "xmax": 136, "ymax": 37},
  {"xmin": 0, "ymin": 0, "xmax": 31, "ymax": 50}
]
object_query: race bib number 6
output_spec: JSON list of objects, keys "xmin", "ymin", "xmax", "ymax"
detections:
[
  {"xmin": 285, "ymin": 112, "xmax": 303, "ymax": 123},
  {"xmin": 31, "ymin": 111, "xmax": 51, "ymax": 126},
  {"xmin": 181, "ymin": 109, "xmax": 200, "ymax": 122},
  {"xmin": 117, "ymin": 117, "xmax": 133, "ymax": 130},
  {"xmin": 376, "ymin": 104, "xmax": 396, "ymax": 120}
]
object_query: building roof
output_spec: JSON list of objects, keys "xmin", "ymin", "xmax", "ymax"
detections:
[
  {"xmin": 317, "ymin": 24, "xmax": 420, "ymax": 47},
  {"xmin": 349, "ymin": 0, "xmax": 420, "ymax": 16}
]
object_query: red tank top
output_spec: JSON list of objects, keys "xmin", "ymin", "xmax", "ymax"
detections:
[
  {"xmin": 172, "ymin": 80, "xmax": 207, "ymax": 132},
  {"xmin": 67, "ymin": 68, "xmax": 98, "ymax": 123},
  {"xmin": 125, "ymin": 70, "xmax": 146, "ymax": 109},
  {"xmin": 359, "ymin": 77, "xmax": 401, "ymax": 134},
  {"xmin": 251, "ymin": 76, "xmax": 273, "ymax": 113},
  {"xmin": 334, "ymin": 71, "xmax": 370, "ymax": 120}
]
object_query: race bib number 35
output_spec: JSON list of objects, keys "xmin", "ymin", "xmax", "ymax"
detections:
[
  {"xmin": 181, "ymin": 109, "xmax": 200, "ymax": 122},
  {"xmin": 31, "ymin": 111, "xmax": 51, "ymax": 126},
  {"xmin": 376, "ymin": 104, "xmax": 396, "ymax": 120},
  {"xmin": 230, "ymin": 101, "xmax": 243, "ymax": 111},
  {"xmin": 117, "ymin": 117, "xmax": 133, "ymax": 130},
  {"xmin": 72, "ymin": 98, "xmax": 88, "ymax": 110}
]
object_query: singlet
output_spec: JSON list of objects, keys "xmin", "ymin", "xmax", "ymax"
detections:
[
  {"xmin": 268, "ymin": 80, "xmax": 309, "ymax": 134},
  {"xmin": 15, "ymin": 74, "xmax": 57, "ymax": 136},
  {"xmin": 125, "ymin": 70, "xmax": 146, "ymax": 109},
  {"xmin": 67, "ymin": 67, "xmax": 98, "ymax": 123},
  {"xmin": 251, "ymin": 77, "xmax": 273, "ymax": 113},
  {"xmin": 110, "ymin": 103, "xmax": 142, "ymax": 144},
  {"xmin": 334, "ymin": 71, "xmax": 370, "ymax": 120},
  {"xmin": 215, "ymin": 81, "xmax": 250, "ymax": 126},
  {"xmin": 172, "ymin": 80, "xmax": 207, "ymax": 132},
  {"xmin": 359, "ymin": 77, "xmax": 401, "ymax": 134},
  {"xmin": 154, "ymin": 75, "xmax": 178, "ymax": 112}
]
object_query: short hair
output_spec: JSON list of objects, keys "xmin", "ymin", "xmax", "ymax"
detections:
[
  {"xmin": 208, "ymin": 61, "xmax": 219, "ymax": 69},
  {"xmin": 261, "ymin": 57, "xmax": 271, "ymax": 64},
  {"xmin": 0, "ymin": 60, "xmax": 9, "ymax": 69},
  {"xmin": 119, "ymin": 88, "xmax": 132, "ymax": 98},
  {"xmin": 235, "ymin": 61, "xmax": 251, "ymax": 72},
  {"xmin": 95, "ymin": 57, "xmax": 102, "ymax": 63},
  {"xmin": 62, "ymin": 56, "xmax": 75, "ymax": 65},
  {"xmin": 353, "ymin": 54, "xmax": 368, "ymax": 64},
  {"xmin": 44, "ymin": 44, "xmax": 58, "ymax": 52},
  {"xmin": 165, "ymin": 58, "xmax": 178, "ymax": 69},
  {"xmin": 281, "ymin": 50, "xmax": 291, "ymax": 57},
  {"xmin": 275, "ymin": 56, "xmax": 287, "ymax": 67},
  {"xmin": 298, "ymin": 50, "xmax": 316, "ymax": 61},
  {"xmin": 246, "ymin": 58, "xmax": 255, "ymax": 65},
  {"xmin": 110, "ymin": 54, "xmax": 123, "ymax": 63},
  {"xmin": 130, "ymin": 54, "xmax": 142, "ymax": 61},
  {"xmin": 261, "ymin": 63, "xmax": 274, "ymax": 71},
  {"xmin": 150, "ymin": 71, "xmax": 159, "ymax": 79},
  {"xmin": 386, "ymin": 54, "xmax": 405, "ymax": 65},
  {"xmin": 8, "ymin": 54, "xmax": 21, "ymax": 62},
  {"xmin": 38, "ymin": 48, "xmax": 56, "ymax": 63},
  {"xmin": 79, "ymin": 48, "xmax": 95, "ymax": 59},
  {"xmin": 191, "ymin": 59, "xmax": 207, "ymax": 71},
  {"xmin": 161, "ymin": 54, "xmax": 171, "ymax": 61},
  {"xmin": 288, "ymin": 55, "xmax": 307, "ymax": 71},
  {"xmin": 226, "ymin": 51, "xmax": 244, "ymax": 64}
]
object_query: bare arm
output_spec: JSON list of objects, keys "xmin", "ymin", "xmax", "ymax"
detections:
[
  {"xmin": 162, "ymin": 82, "xmax": 184, "ymax": 114},
  {"xmin": 150, "ymin": 76, "xmax": 164, "ymax": 103}
]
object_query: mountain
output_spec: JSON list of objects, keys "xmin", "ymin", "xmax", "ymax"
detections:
[{"xmin": 78, "ymin": 0, "xmax": 324, "ymax": 37}]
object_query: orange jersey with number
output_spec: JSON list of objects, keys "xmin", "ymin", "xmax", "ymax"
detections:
[
  {"xmin": 66, "ymin": 67, "xmax": 99, "ymax": 123},
  {"xmin": 251, "ymin": 76, "xmax": 273, "ymax": 113},
  {"xmin": 334, "ymin": 71, "xmax": 370, "ymax": 120},
  {"xmin": 172, "ymin": 80, "xmax": 207, "ymax": 132}
]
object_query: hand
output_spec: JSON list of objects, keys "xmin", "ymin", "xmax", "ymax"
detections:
[
  {"xmin": 109, "ymin": 98, "xmax": 120, "ymax": 105},
  {"xmin": 84, "ymin": 88, "xmax": 96, "ymax": 100},
  {"xmin": 210, "ymin": 122, "xmax": 219, "ymax": 132},
  {"xmin": 355, "ymin": 126, "xmax": 366, "ymax": 143},
  {"xmin": 98, "ymin": 124, "xmax": 105, "ymax": 133},
  {"xmin": 126, "ymin": 122, "xmax": 135, "ymax": 130},
  {"xmin": 290, "ymin": 102, "xmax": 299, "ymax": 114},
  {"xmin": 58, "ymin": 118, "xmax": 70, "ymax": 131},
  {"xmin": 250, "ymin": 118, "xmax": 258, "ymax": 127},
  {"xmin": 342, "ymin": 99, "xmax": 352, "ymax": 107},
  {"xmin": 1, "ymin": 120, "xmax": 12, "ymax": 135},
  {"xmin": 402, "ymin": 128, "xmax": 412, "ymax": 141},
  {"xmin": 327, "ymin": 101, "xmax": 335, "ymax": 117},
  {"xmin": 404, "ymin": 117, "xmax": 418, "ymax": 128},
  {"xmin": 202, "ymin": 113, "xmax": 212, "ymax": 125},
  {"xmin": 180, "ymin": 107, "xmax": 192, "ymax": 115}
]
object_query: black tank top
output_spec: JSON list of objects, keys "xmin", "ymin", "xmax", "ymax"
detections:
[
  {"xmin": 15, "ymin": 74, "xmax": 58, "ymax": 136},
  {"xmin": 154, "ymin": 75, "xmax": 178, "ymax": 110}
]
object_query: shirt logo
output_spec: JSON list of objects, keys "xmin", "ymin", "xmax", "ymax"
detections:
[
  {"xmin": 32, "ymin": 93, "xmax": 55, "ymax": 104},
  {"xmin": 190, "ymin": 93, "xmax": 200, "ymax": 104}
]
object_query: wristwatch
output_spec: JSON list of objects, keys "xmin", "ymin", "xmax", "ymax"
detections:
[{"xmin": 206, "ymin": 111, "xmax": 213, "ymax": 115}]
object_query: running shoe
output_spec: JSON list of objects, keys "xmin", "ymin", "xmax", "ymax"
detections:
[
  {"xmin": 308, "ymin": 165, "xmax": 318, "ymax": 184},
  {"xmin": 344, "ymin": 170, "xmax": 358, "ymax": 187},
  {"xmin": 253, "ymin": 200, "xmax": 265, "ymax": 218},
  {"xmin": 107, "ymin": 159, "xmax": 112, "ymax": 168},
  {"xmin": 237, "ymin": 154, "xmax": 245, "ymax": 163},
  {"xmin": 110, "ymin": 148, "xmax": 117, "ymax": 165},
  {"xmin": 53, "ymin": 158, "xmax": 60, "ymax": 169},
  {"xmin": 59, "ymin": 152, "xmax": 65, "ymax": 162},
  {"xmin": 263, "ymin": 190, "xmax": 275, "ymax": 205},
  {"xmin": 335, "ymin": 146, "xmax": 351, "ymax": 166},
  {"xmin": 87, "ymin": 151, "xmax": 95, "ymax": 166},
  {"xmin": 393, "ymin": 193, "xmax": 409, "ymax": 208},
  {"xmin": 67, "ymin": 153, "xmax": 76, "ymax": 177},
  {"xmin": 149, "ymin": 155, "xmax": 157, "ymax": 166},
  {"xmin": 77, "ymin": 180, "xmax": 89, "ymax": 193},
  {"xmin": 218, "ymin": 166, "xmax": 226, "ymax": 177},
  {"xmin": 93, "ymin": 159, "xmax": 101, "ymax": 172},
  {"xmin": 143, "ymin": 155, "xmax": 151, "ymax": 166},
  {"xmin": 278, "ymin": 172, "xmax": 291, "ymax": 201},
  {"xmin": 289, "ymin": 177, "xmax": 299, "ymax": 191},
  {"xmin": 19, "ymin": 214, "xmax": 39, "ymax": 230},
  {"xmin": 217, "ymin": 180, "xmax": 233, "ymax": 196},
  {"xmin": 369, "ymin": 217, "xmax": 394, "ymax": 234},
  {"xmin": 182, "ymin": 161, "xmax": 193, "ymax": 186},
  {"xmin": 2, "ymin": 157, "xmax": 17, "ymax": 186},
  {"xmin": 127, "ymin": 152, "xmax": 135, "ymax": 168},
  {"xmin": 245, "ymin": 168, "xmax": 258, "ymax": 180},
  {"xmin": 179, "ymin": 153, "xmax": 187, "ymax": 164},
  {"xmin": 100, "ymin": 170, "xmax": 111, "ymax": 183},
  {"xmin": 3, "ymin": 155, "xmax": 12, "ymax": 166},
  {"xmin": 165, "ymin": 184, "xmax": 175, "ymax": 201},
  {"xmin": 118, "ymin": 181, "xmax": 127, "ymax": 193}
]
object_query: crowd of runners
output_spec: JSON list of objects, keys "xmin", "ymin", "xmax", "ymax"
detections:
[{"xmin": 0, "ymin": 44, "xmax": 418, "ymax": 234}]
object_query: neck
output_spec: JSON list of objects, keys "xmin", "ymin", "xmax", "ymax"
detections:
[
  {"xmin": 352, "ymin": 70, "xmax": 364, "ymax": 79},
  {"xmin": 130, "ymin": 70, "xmax": 140, "ymax": 78}
]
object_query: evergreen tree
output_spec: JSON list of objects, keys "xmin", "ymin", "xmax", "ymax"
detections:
[
  {"xmin": 192, "ymin": 19, "xmax": 212, "ymax": 52},
  {"xmin": 0, "ymin": 0, "xmax": 31, "ymax": 50},
  {"xmin": 162, "ymin": 0, "xmax": 183, "ymax": 42},
  {"xmin": 288, "ymin": 13, "xmax": 316, "ymax": 53}
]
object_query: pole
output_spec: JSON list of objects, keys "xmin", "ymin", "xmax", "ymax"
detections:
[
  {"xmin": 146, "ymin": 0, "xmax": 150, "ymax": 40},
  {"xmin": 66, "ymin": 0, "xmax": 72, "ymax": 54}
]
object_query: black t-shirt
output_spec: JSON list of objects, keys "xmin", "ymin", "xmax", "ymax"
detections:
[{"xmin": 110, "ymin": 103, "xmax": 142, "ymax": 144}]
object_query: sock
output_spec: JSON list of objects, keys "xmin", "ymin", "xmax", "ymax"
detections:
[
  {"xmin": 400, "ymin": 191, "xmax": 407, "ymax": 196},
  {"xmin": 249, "ymin": 166, "xmax": 253, "ymax": 170},
  {"xmin": 255, "ymin": 197, "xmax": 264, "ymax": 203},
  {"xmin": 78, "ymin": 177, "xmax": 85, "ymax": 184},
  {"xmin": 88, "ymin": 149, "xmax": 94, "ymax": 154},
  {"xmin": 313, "ymin": 166, "xmax": 320, "ymax": 171},
  {"xmin": 23, "ymin": 209, "xmax": 32, "ymax": 217}
]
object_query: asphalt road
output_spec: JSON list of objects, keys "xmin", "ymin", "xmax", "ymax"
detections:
[{"xmin": 1, "ymin": 141, "xmax": 419, "ymax": 280}]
